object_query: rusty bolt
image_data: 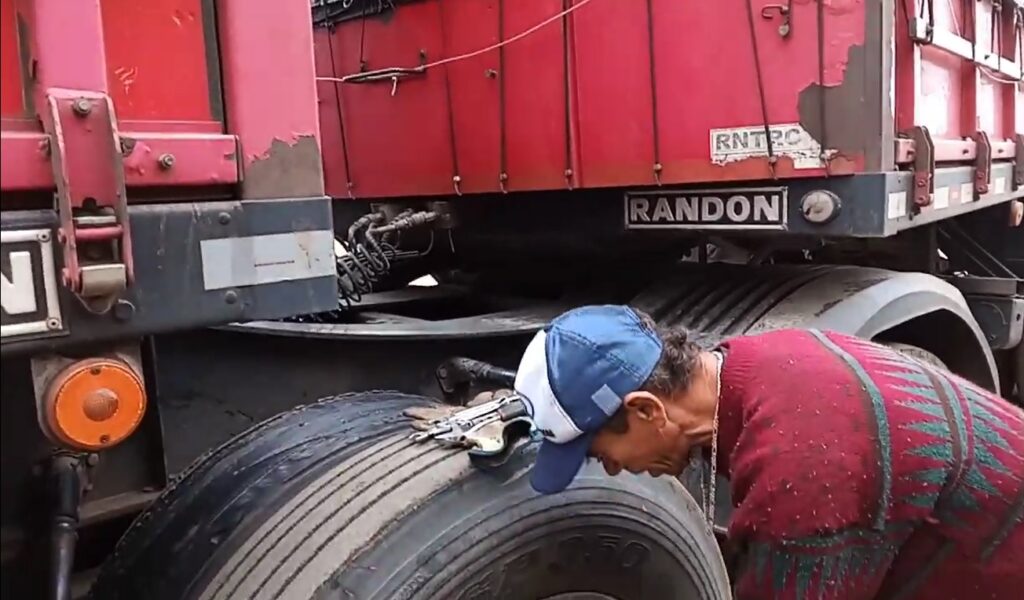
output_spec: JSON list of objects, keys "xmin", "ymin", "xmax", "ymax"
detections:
[
  {"xmin": 158, "ymin": 153, "xmax": 176, "ymax": 170},
  {"xmin": 72, "ymin": 97, "xmax": 92, "ymax": 116}
]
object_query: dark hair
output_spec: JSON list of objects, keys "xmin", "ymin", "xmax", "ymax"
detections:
[
  {"xmin": 635, "ymin": 310, "xmax": 703, "ymax": 398},
  {"xmin": 604, "ymin": 309, "xmax": 703, "ymax": 434}
]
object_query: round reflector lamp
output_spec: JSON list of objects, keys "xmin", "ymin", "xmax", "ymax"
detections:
[{"xmin": 44, "ymin": 358, "xmax": 146, "ymax": 450}]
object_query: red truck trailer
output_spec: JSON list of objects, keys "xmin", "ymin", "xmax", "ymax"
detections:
[{"xmin": 3, "ymin": 1, "xmax": 1023, "ymax": 599}]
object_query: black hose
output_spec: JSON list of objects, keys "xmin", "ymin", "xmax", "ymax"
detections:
[{"xmin": 49, "ymin": 455, "xmax": 82, "ymax": 600}]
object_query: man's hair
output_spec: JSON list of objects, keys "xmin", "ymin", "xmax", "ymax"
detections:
[{"xmin": 604, "ymin": 309, "xmax": 703, "ymax": 434}]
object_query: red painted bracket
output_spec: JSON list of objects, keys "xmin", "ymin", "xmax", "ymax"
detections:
[
  {"xmin": 42, "ymin": 88, "xmax": 134, "ymax": 298},
  {"xmin": 1, "ymin": 129, "xmax": 240, "ymax": 193},
  {"xmin": 971, "ymin": 131, "xmax": 992, "ymax": 196},
  {"xmin": 907, "ymin": 126, "xmax": 935, "ymax": 209}
]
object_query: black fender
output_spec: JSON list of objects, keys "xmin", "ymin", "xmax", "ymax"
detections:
[{"xmin": 633, "ymin": 263, "xmax": 999, "ymax": 393}]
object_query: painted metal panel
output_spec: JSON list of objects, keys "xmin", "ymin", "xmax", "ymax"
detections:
[
  {"xmin": 100, "ymin": 0, "xmax": 221, "ymax": 126},
  {"xmin": 501, "ymin": 0, "xmax": 569, "ymax": 192},
  {"xmin": 316, "ymin": 0, "xmax": 1020, "ymax": 199},
  {"xmin": 571, "ymin": 0, "xmax": 655, "ymax": 188},
  {"xmin": 0, "ymin": 0, "xmax": 23, "ymax": 117},
  {"xmin": 329, "ymin": 1, "xmax": 454, "ymax": 197},
  {"xmin": 313, "ymin": 27, "xmax": 351, "ymax": 199},
  {"xmin": 216, "ymin": 0, "xmax": 324, "ymax": 199},
  {"xmin": 442, "ymin": 0, "xmax": 502, "ymax": 196}
]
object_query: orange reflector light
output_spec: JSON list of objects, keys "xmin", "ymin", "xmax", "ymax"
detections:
[{"xmin": 44, "ymin": 358, "xmax": 146, "ymax": 450}]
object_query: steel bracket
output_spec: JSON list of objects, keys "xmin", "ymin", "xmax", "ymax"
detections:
[
  {"xmin": 1014, "ymin": 133, "xmax": 1023, "ymax": 188},
  {"xmin": 971, "ymin": 131, "xmax": 993, "ymax": 195},
  {"xmin": 42, "ymin": 89, "xmax": 133, "ymax": 308},
  {"xmin": 907, "ymin": 126, "xmax": 935, "ymax": 209}
]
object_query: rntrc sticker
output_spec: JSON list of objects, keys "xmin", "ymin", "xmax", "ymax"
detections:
[
  {"xmin": 625, "ymin": 187, "xmax": 788, "ymax": 230},
  {"xmin": 710, "ymin": 123, "xmax": 829, "ymax": 169}
]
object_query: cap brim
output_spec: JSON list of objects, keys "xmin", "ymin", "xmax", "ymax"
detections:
[{"xmin": 529, "ymin": 431, "xmax": 596, "ymax": 494}]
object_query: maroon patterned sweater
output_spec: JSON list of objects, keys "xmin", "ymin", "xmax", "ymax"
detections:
[{"xmin": 713, "ymin": 329, "xmax": 1024, "ymax": 600}]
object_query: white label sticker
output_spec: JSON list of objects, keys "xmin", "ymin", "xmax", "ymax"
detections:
[
  {"xmin": 887, "ymin": 191, "xmax": 907, "ymax": 219},
  {"xmin": 932, "ymin": 187, "xmax": 950, "ymax": 210},
  {"xmin": 709, "ymin": 123, "xmax": 829, "ymax": 169},
  {"xmin": 994, "ymin": 177, "xmax": 1007, "ymax": 194},
  {"xmin": 201, "ymin": 230, "xmax": 336, "ymax": 291},
  {"xmin": 960, "ymin": 182, "xmax": 974, "ymax": 203}
]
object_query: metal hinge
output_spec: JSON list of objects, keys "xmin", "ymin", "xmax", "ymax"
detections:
[
  {"xmin": 907, "ymin": 126, "xmax": 935, "ymax": 210},
  {"xmin": 41, "ymin": 89, "xmax": 133, "ymax": 312},
  {"xmin": 971, "ymin": 131, "xmax": 993, "ymax": 195}
]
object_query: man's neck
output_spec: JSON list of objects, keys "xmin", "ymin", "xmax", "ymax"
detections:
[{"xmin": 678, "ymin": 350, "xmax": 721, "ymax": 447}]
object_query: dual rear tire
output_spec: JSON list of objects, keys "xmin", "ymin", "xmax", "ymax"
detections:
[{"xmin": 88, "ymin": 392, "xmax": 731, "ymax": 600}]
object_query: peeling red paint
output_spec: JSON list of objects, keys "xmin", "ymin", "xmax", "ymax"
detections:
[{"xmin": 218, "ymin": 0, "xmax": 323, "ymax": 199}]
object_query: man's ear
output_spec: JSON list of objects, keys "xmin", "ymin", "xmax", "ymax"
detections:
[{"xmin": 622, "ymin": 390, "xmax": 667, "ymax": 425}]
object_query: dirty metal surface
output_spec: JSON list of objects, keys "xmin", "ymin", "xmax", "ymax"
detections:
[
  {"xmin": 0, "ymin": 196, "xmax": 336, "ymax": 356},
  {"xmin": 218, "ymin": 0, "xmax": 324, "ymax": 199}
]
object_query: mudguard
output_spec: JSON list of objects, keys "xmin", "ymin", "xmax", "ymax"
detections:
[{"xmin": 633, "ymin": 263, "xmax": 999, "ymax": 393}]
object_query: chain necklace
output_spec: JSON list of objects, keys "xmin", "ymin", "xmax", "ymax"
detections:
[{"xmin": 703, "ymin": 351, "xmax": 723, "ymax": 530}]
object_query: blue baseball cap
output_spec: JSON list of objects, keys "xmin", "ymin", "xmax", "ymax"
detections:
[{"xmin": 514, "ymin": 305, "xmax": 664, "ymax": 494}]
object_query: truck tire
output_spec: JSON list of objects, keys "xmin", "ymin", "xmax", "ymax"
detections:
[{"xmin": 88, "ymin": 391, "xmax": 730, "ymax": 600}]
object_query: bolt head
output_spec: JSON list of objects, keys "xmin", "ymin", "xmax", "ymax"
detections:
[
  {"xmin": 799, "ymin": 190, "xmax": 842, "ymax": 225},
  {"xmin": 224, "ymin": 290, "xmax": 239, "ymax": 305},
  {"xmin": 218, "ymin": 212, "xmax": 232, "ymax": 225},
  {"xmin": 120, "ymin": 138, "xmax": 137, "ymax": 155},
  {"xmin": 46, "ymin": 318, "xmax": 62, "ymax": 331},
  {"xmin": 158, "ymin": 153, "xmax": 176, "ymax": 170},
  {"xmin": 72, "ymin": 98, "xmax": 92, "ymax": 116}
]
